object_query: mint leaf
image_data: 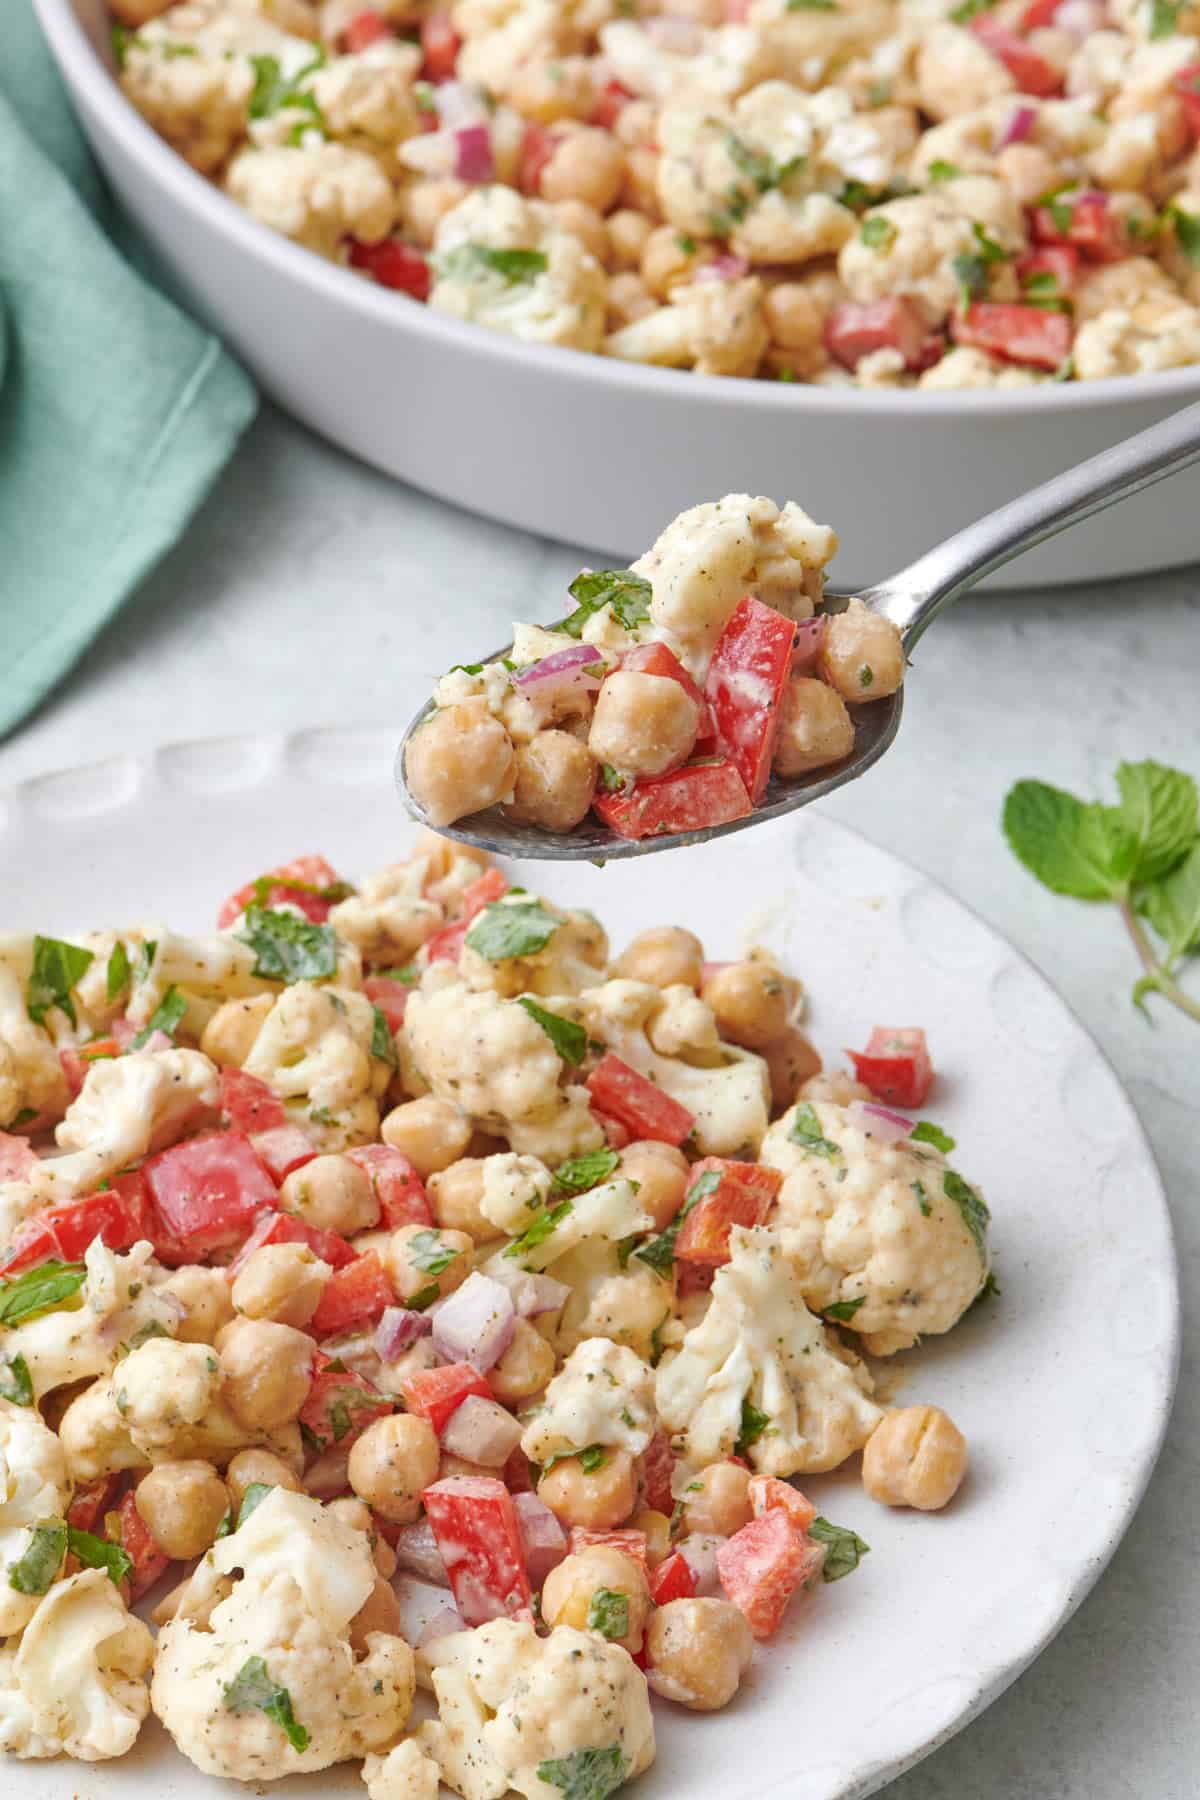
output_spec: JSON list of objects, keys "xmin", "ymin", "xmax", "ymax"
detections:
[
  {"xmin": 8, "ymin": 1520, "xmax": 66, "ymax": 1595},
  {"xmin": 789, "ymin": 1103, "xmax": 841, "ymax": 1160},
  {"xmin": 910, "ymin": 1120, "xmax": 955, "ymax": 1153},
  {"xmin": 1115, "ymin": 760, "xmax": 1197, "ymax": 884},
  {"xmin": 586, "ymin": 1588, "xmax": 630, "ymax": 1639},
  {"xmin": 927, "ymin": 159, "xmax": 961, "ymax": 183},
  {"xmin": 106, "ymin": 942, "xmax": 131, "ymax": 1001},
  {"xmin": 944, "ymin": 1169, "xmax": 990, "ymax": 1258},
  {"xmin": 248, "ymin": 50, "xmax": 325, "ymax": 123},
  {"xmin": 26, "ymin": 937, "xmax": 94, "ymax": 1029},
  {"xmin": 537, "ymin": 1746, "xmax": 626, "ymax": 1800},
  {"xmin": 1002, "ymin": 780, "xmax": 1136, "ymax": 899},
  {"xmin": 237, "ymin": 907, "xmax": 337, "ymax": 982},
  {"xmin": 824, "ymin": 1295, "xmax": 866, "ymax": 1323},
  {"xmin": 809, "ymin": 1515, "xmax": 869, "ymax": 1581},
  {"xmin": 371, "ymin": 1006, "xmax": 398, "ymax": 1069},
  {"xmin": 553, "ymin": 1149, "xmax": 619, "ymax": 1194},
  {"xmin": 556, "ymin": 568, "xmax": 652, "ymax": 638},
  {"xmin": 859, "ymin": 215, "xmax": 895, "ymax": 251},
  {"xmin": 1149, "ymin": 0, "xmax": 1182, "ymax": 35},
  {"xmin": 0, "ymin": 1260, "xmax": 87, "ymax": 1327},
  {"xmin": 407, "ymin": 1230, "xmax": 462, "ymax": 1276},
  {"xmin": 633, "ymin": 1168, "xmax": 717, "ymax": 1277},
  {"xmin": 517, "ymin": 998, "xmax": 587, "ymax": 1066},
  {"xmin": 130, "ymin": 985, "xmax": 186, "ymax": 1049},
  {"xmin": 440, "ymin": 245, "xmax": 548, "ymax": 285},
  {"xmin": 0, "ymin": 1352, "xmax": 33, "ymax": 1407},
  {"xmin": 579, "ymin": 1444, "xmax": 609, "ymax": 1474},
  {"xmin": 222, "ymin": 1655, "xmax": 309, "ymax": 1751},
  {"xmin": 236, "ymin": 1482, "xmax": 275, "ymax": 1529},
  {"xmin": 1169, "ymin": 203, "xmax": 1200, "ymax": 267},
  {"xmin": 1140, "ymin": 843, "xmax": 1200, "ymax": 964},
  {"xmin": 66, "ymin": 1526, "xmax": 133, "ymax": 1587},
  {"xmin": 466, "ymin": 900, "xmax": 560, "ymax": 962},
  {"xmin": 504, "ymin": 1199, "xmax": 574, "ymax": 1262},
  {"xmin": 736, "ymin": 1396, "xmax": 770, "ymax": 1454}
]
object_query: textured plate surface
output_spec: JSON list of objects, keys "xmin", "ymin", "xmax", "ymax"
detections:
[{"xmin": 0, "ymin": 729, "xmax": 1179, "ymax": 1800}]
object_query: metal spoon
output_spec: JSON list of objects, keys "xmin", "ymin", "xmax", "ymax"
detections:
[{"xmin": 398, "ymin": 398, "xmax": 1200, "ymax": 862}]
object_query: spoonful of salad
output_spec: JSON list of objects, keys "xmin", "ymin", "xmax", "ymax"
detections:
[{"xmin": 398, "ymin": 400, "xmax": 1200, "ymax": 861}]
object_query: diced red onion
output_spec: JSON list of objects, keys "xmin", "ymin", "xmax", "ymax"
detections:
[
  {"xmin": 417, "ymin": 1604, "xmax": 464, "ymax": 1645},
  {"xmin": 514, "ymin": 1492, "xmax": 568, "ymax": 1586},
  {"xmin": 645, "ymin": 15, "xmax": 701, "ymax": 49},
  {"xmin": 393, "ymin": 1517, "xmax": 451, "ymax": 1587},
  {"xmin": 996, "ymin": 103, "xmax": 1037, "ymax": 150},
  {"xmin": 695, "ymin": 254, "xmax": 749, "ymax": 282},
  {"xmin": 441, "ymin": 1395, "xmax": 524, "ymax": 1467},
  {"xmin": 131, "ymin": 1028, "xmax": 173, "ymax": 1056},
  {"xmin": 514, "ymin": 644, "xmax": 608, "ymax": 712},
  {"xmin": 430, "ymin": 1271, "xmax": 515, "ymax": 1371},
  {"xmin": 376, "ymin": 1305, "xmax": 434, "ymax": 1361},
  {"xmin": 454, "ymin": 123, "xmax": 494, "ymax": 183},
  {"xmin": 791, "ymin": 615, "xmax": 827, "ymax": 675},
  {"xmin": 435, "ymin": 79, "xmax": 490, "ymax": 129},
  {"xmin": 1054, "ymin": 0, "xmax": 1106, "ymax": 36},
  {"xmin": 677, "ymin": 1533, "xmax": 725, "ymax": 1597},
  {"xmin": 850, "ymin": 1100, "xmax": 914, "ymax": 1143},
  {"xmin": 485, "ymin": 1262, "xmax": 571, "ymax": 1319}
]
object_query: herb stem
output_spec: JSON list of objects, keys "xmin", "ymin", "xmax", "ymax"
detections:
[{"xmin": 1118, "ymin": 896, "xmax": 1200, "ymax": 1023}]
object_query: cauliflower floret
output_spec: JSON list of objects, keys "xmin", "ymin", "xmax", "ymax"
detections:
[
  {"xmin": 760, "ymin": 1101, "xmax": 990, "ymax": 1353},
  {"xmin": 605, "ymin": 275, "xmax": 771, "ymax": 380},
  {"xmin": 479, "ymin": 1152, "xmax": 554, "ymax": 1233},
  {"xmin": 583, "ymin": 979, "xmax": 769, "ymax": 1157},
  {"xmin": 2, "ymin": 1239, "xmax": 180, "ymax": 1403},
  {"xmin": 300, "ymin": 40, "xmax": 422, "ymax": 173},
  {"xmin": 915, "ymin": 22, "xmax": 1015, "ymax": 122},
  {"xmin": 430, "ymin": 186, "xmax": 607, "ymax": 352},
  {"xmin": 0, "ymin": 1402, "xmax": 69, "ymax": 1636},
  {"xmin": 0, "ymin": 1571, "xmax": 154, "ymax": 1761},
  {"xmin": 616, "ymin": 492, "xmax": 834, "ymax": 680},
  {"xmin": 750, "ymin": 0, "xmax": 895, "ymax": 89},
  {"xmin": 404, "ymin": 982, "xmax": 563, "ymax": 1127},
  {"xmin": 520, "ymin": 1336, "xmax": 655, "ymax": 1463},
  {"xmin": 0, "ymin": 968, "xmax": 69, "ymax": 1129},
  {"xmin": 910, "ymin": 97, "xmax": 1103, "ymax": 185},
  {"xmin": 1074, "ymin": 254, "xmax": 1181, "ymax": 322},
  {"xmin": 115, "ymin": 1335, "xmax": 224, "ymax": 1452},
  {"xmin": 489, "ymin": 1174, "xmax": 652, "ymax": 1273},
  {"xmin": 655, "ymin": 1225, "xmax": 882, "ymax": 1477},
  {"xmin": 458, "ymin": 908, "xmax": 609, "ymax": 1001},
  {"xmin": 453, "ymin": 0, "xmax": 612, "ymax": 93},
  {"xmin": 505, "ymin": 1088, "xmax": 607, "ymax": 1164},
  {"xmin": 419, "ymin": 1619, "xmax": 654, "ymax": 1800},
  {"xmin": 1073, "ymin": 299, "xmax": 1200, "ymax": 379},
  {"xmin": 364, "ymin": 1737, "xmax": 442, "ymax": 1800},
  {"xmin": 225, "ymin": 141, "xmax": 397, "ymax": 257},
  {"xmin": 918, "ymin": 345, "xmax": 1048, "ymax": 389},
  {"xmin": 647, "ymin": 984, "xmax": 721, "ymax": 1059},
  {"xmin": 598, "ymin": 18, "xmax": 779, "ymax": 103},
  {"xmin": 329, "ymin": 861, "xmax": 443, "ymax": 964},
  {"xmin": 33, "ymin": 1047, "xmax": 220, "ymax": 1204},
  {"xmin": 549, "ymin": 1245, "xmax": 673, "ymax": 1360},
  {"xmin": 153, "ymin": 1488, "xmax": 414, "ymax": 1780},
  {"xmin": 244, "ymin": 982, "xmax": 385, "ymax": 1140},
  {"xmin": 839, "ymin": 176, "xmax": 1025, "ymax": 327}
]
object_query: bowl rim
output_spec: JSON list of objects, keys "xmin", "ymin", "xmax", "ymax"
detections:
[{"xmin": 37, "ymin": 0, "xmax": 1200, "ymax": 422}]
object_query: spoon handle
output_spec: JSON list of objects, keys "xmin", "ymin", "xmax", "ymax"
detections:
[{"xmin": 861, "ymin": 398, "xmax": 1200, "ymax": 647}]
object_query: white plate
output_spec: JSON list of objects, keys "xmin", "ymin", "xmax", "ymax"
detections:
[
  {"xmin": 35, "ymin": 0, "xmax": 1200, "ymax": 589},
  {"xmin": 0, "ymin": 728, "xmax": 1179, "ymax": 1800}
]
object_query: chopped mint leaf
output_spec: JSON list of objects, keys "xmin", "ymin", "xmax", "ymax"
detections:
[
  {"xmin": 130, "ymin": 985, "xmax": 187, "ymax": 1049},
  {"xmin": 586, "ymin": 1588, "xmax": 630, "ymax": 1640},
  {"xmin": 439, "ymin": 245, "xmax": 548, "ymax": 284},
  {"xmin": 407, "ymin": 1230, "xmax": 462, "ymax": 1276},
  {"xmin": 809, "ymin": 1515, "xmax": 869, "ymax": 1580},
  {"xmin": 504, "ymin": 1200, "xmax": 574, "ymax": 1262},
  {"xmin": 927, "ymin": 160, "xmax": 961, "ymax": 183},
  {"xmin": 910, "ymin": 1120, "xmax": 955, "ymax": 1154},
  {"xmin": 237, "ymin": 907, "xmax": 338, "ymax": 982},
  {"xmin": 0, "ymin": 1352, "xmax": 33, "ymax": 1407},
  {"xmin": 736, "ymin": 1396, "xmax": 770, "ymax": 1455},
  {"xmin": 0, "ymin": 1260, "xmax": 88, "ymax": 1327},
  {"xmin": 66, "ymin": 1526, "xmax": 133, "ymax": 1587},
  {"xmin": 556, "ymin": 568, "xmax": 653, "ymax": 638},
  {"xmin": 944, "ymin": 1170, "xmax": 990, "ymax": 1257},
  {"xmin": 371, "ymin": 1006, "xmax": 398, "ymax": 1069},
  {"xmin": 466, "ymin": 899, "xmax": 560, "ymax": 962},
  {"xmin": 789, "ymin": 1103, "xmax": 841, "ymax": 1160},
  {"xmin": 222, "ymin": 1654, "xmax": 309, "ymax": 1751},
  {"xmin": 517, "ymin": 998, "xmax": 587, "ymax": 1066},
  {"xmin": 553, "ymin": 1149, "xmax": 619, "ymax": 1194},
  {"xmin": 8, "ymin": 1520, "xmax": 66, "ymax": 1595},
  {"xmin": 106, "ymin": 942, "xmax": 131, "ymax": 1001},
  {"xmin": 537, "ymin": 1745, "xmax": 626, "ymax": 1800},
  {"xmin": 26, "ymin": 937, "xmax": 94, "ymax": 1029},
  {"xmin": 859, "ymin": 215, "xmax": 895, "ymax": 251},
  {"xmin": 579, "ymin": 1444, "xmax": 609, "ymax": 1474},
  {"xmin": 824, "ymin": 1295, "xmax": 866, "ymax": 1323}
]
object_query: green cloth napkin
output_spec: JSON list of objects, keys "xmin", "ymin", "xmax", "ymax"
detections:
[{"xmin": 0, "ymin": 4, "xmax": 257, "ymax": 739}]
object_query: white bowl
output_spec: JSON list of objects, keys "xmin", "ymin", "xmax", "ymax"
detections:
[{"xmin": 38, "ymin": 0, "xmax": 1200, "ymax": 585}]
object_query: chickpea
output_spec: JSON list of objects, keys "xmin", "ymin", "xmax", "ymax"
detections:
[
  {"xmin": 326, "ymin": 1496, "xmax": 400, "ymax": 1577},
  {"xmin": 772, "ymin": 676, "xmax": 855, "ymax": 778},
  {"xmin": 631, "ymin": 1507, "xmax": 671, "ymax": 1566},
  {"xmin": 387, "ymin": 1225, "xmax": 474, "ymax": 1313},
  {"xmin": 537, "ymin": 1448, "xmax": 637, "ymax": 1530},
  {"xmin": 381, "ymin": 1096, "xmax": 472, "ymax": 1178},
  {"xmin": 404, "ymin": 700, "xmax": 516, "ymax": 830},
  {"xmin": 218, "ymin": 1318, "xmax": 315, "ymax": 1431},
  {"xmin": 488, "ymin": 1318, "xmax": 556, "ymax": 1404},
  {"xmin": 641, "ymin": 224, "xmax": 709, "ymax": 301},
  {"xmin": 862, "ymin": 1406, "xmax": 967, "ymax": 1511},
  {"xmin": 552, "ymin": 200, "xmax": 610, "ymax": 268},
  {"xmin": 646, "ymin": 1599, "xmax": 753, "ymax": 1710},
  {"xmin": 503, "ymin": 731, "xmax": 598, "ymax": 834},
  {"xmin": 621, "ymin": 146, "xmax": 660, "ymax": 219},
  {"xmin": 660, "ymin": 0, "xmax": 723, "ymax": 21},
  {"xmin": 701, "ymin": 957, "xmax": 792, "ymax": 1051},
  {"xmin": 820, "ymin": 599, "xmax": 905, "ymax": 703},
  {"xmin": 613, "ymin": 926, "xmax": 704, "ymax": 992},
  {"xmin": 763, "ymin": 274, "xmax": 841, "ymax": 353},
  {"xmin": 426, "ymin": 1159, "xmax": 496, "ymax": 1245},
  {"xmin": 134, "ymin": 1460, "xmax": 229, "ymax": 1558},
  {"xmin": 159, "ymin": 1264, "xmax": 235, "ymax": 1344},
  {"xmin": 541, "ymin": 128, "xmax": 626, "ymax": 213},
  {"xmin": 350, "ymin": 1573, "xmax": 403, "ymax": 1654},
  {"xmin": 280, "ymin": 1154, "xmax": 379, "ymax": 1236},
  {"xmin": 680, "ymin": 1462, "xmax": 753, "ymax": 1538},
  {"xmin": 507, "ymin": 55, "xmax": 595, "ymax": 124},
  {"xmin": 541, "ymin": 1545, "xmax": 650, "ymax": 1653},
  {"xmin": 348, "ymin": 1413, "xmax": 440, "ymax": 1524},
  {"xmin": 613, "ymin": 99, "xmax": 655, "ymax": 149},
  {"xmin": 398, "ymin": 175, "xmax": 469, "ymax": 247},
  {"xmin": 225, "ymin": 1448, "xmax": 304, "ymax": 1509},
  {"xmin": 616, "ymin": 1141, "xmax": 689, "ymax": 1232},
  {"xmin": 589, "ymin": 671, "xmax": 699, "ymax": 779},
  {"xmin": 232, "ymin": 1243, "xmax": 330, "ymax": 1329},
  {"xmin": 994, "ymin": 142, "xmax": 1062, "ymax": 207},
  {"xmin": 763, "ymin": 1028, "xmax": 823, "ymax": 1113},
  {"xmin": 199, "ymin": 994, "xmax": 274, "ymax": 1068},
  {"xmin": 607, "ymin": 207, "xmax": 653, "ymax": 271},
  {"xmin": 800, "ymin": 1070, "xmax": 871, "ymax": 1106},
  {"xmin": 606, "ymin": 270, "xmax": 657, "ymax": 329}
]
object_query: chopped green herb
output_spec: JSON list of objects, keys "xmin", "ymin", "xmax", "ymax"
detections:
[
  {"xmin": 633, "ymin": 1168, "xmax": 718, "ymax": 1277},
  {"xmin": 723, "ymin": 130, "xmax": 805, "ymax": 198},
  {"xmin": 439, "ymin": 244, "xmax": 549, "ymax": 284},
  {"xmin": 944, "ymin": 1169, "xmax": 990, "ymax": 1257},
  {"xmin": 374, "ymin": 964, "xmax": 418, "ymax": 985},
  {"xmin": 1021, "ymin": 268, "xmax": 1072, "ymax": 313},
  {"xmin": 66, "ymin": 1526, "xmax": 133, "ymax": 1587},
  {"xmin": 579, "ymin": 1444, "xmax": 609, "ymax": 1474},
  {"xmin": 133, "ymin": 939, "xmax": 158, "ymax": 985},
  {"xmin": 413, "ymin": 79, "xmax": 436, "ymax": 112},
  {"xmin": 237, "ymin": 907, "xmax": 338, "ymax": 982},
  {"xmin": 8, "ymin": 1520, "xmax": 66, "ymax": 1595},
  {"xmin": 911, "ymin": 1179, "xmax": 931, "ymax": 1218},
  {"xmin": 553, "ymin": 1149, "xmax": 620, "ymax": 1195},
  {"xmin": 1036, "ymin": 184, "xmax": 1076, "ymax": 236},
  {"xmin": 6, "ymin": 1108, "xmax": 37, "ymax": 1131},
  {"xmin": 248, "ymin": 50, "xmax": 325, "ymax": 122},
  {"xmin": 411, "ymin": 1282, "xmax": 442, "ymax": 1312},
  {"xmin": 927, "ymin": 160, "xmax": 961, "ymax": 184},
  {"xmin": 517, "ymin": 998, "xmax": 587, "ymax": 1066},
  {"xmin": 466, "ymin": 899, "xmax": 560, "ymax": 962},
  {"xmin": 789, "ymin": 1103, "xmax": 841, "ymax": 1160},
  {"xmin": 504, "ymin": 1200, "xmax": 574, "ymax": 1262},
  {"xmin": 110, "ymin": 22, "xmax": 132, "ymax": 66},
  {"xmin": 949, "ymin": 0, "xmax": 994, "ymax": 19},
  {"xmin": 106, "ymin": 942, "xmax": 131, "ymax": 1002},
  {"xmin": 222, "ymin": 1655, "xmax": 309, "ymax": 1752},
  {"xmin": 809, "ymin": 1515, "xmax": 870, "ymax": 1581},
  {"xmin": 236, "ymin": 1482, "xmax": 274, "ymax": 1528},
  {"xmin": 0, "ymin": 1352, "xmax": 33, "ymax": 1407},
  {"xmin": 0, "ymin": 1260, "xmax": 88, "ymax": 1328},
  {"xmin": 787, "ymin": 0, "xmax": 836, "ymax": 9},
  {"xmin": 407, "ymin": 1230, "xmax": 463, "ymax": 1276},
  {"xmin": 859, "ymin": 664, "xmax": 874, "ymax": 689},
  {"xmin": 824, "ymin": 1295, "xmax": 866, "ymax": 1323},
  {"xmin": 675, "ymin": 234, "xmax": 697, "ymax": 255},
  {"xmin": 736, "ymin": 1396, "xmax": 770, "ymax": 1455},
  {"xmin": 911, "ymin": 1120, "xmax": 955, "ymax": 1153},
  {"xmin": 371, "ymin": 1006, "xmax": 398, "ymax": 1069},
  {"xmin": 537, "ymin": 1745, "xmax": 626, "ymax": 1800},
  {"xmin": 554, "ymin": 568, "xmax": 653, "ymax": 638},
  {"xmin": 1149, "ymin": 0, "xmax": 1182, "ymax": 35},
  {"xmin": 599, "ymin": 763, "xmax": 626, "ymax": 794},
  {"xmin": 123, "ymin": 1320, "xmax": 170, "ymax": 1353},
  {"xmin": 859, "ymin": 215, "xmax": 895, "ymax": 251},
  {"xmin": 1169, "ymin": 204, "xmax": 1200, "ymax": 268},
  {"xmin": 586, "ymin": 1588, "xmax": 630, "ymax": 1640},
  {"xmin": 130, "ymin": 985, "xmax": 187, "ymax": 1049},
  {"xmin": 974, "ymin": 1269, "xmax": 1002, "ymax": 1303},
  {"xmin": 26, "ymin": 937, "xmax": 94, "ymax": 1029}
]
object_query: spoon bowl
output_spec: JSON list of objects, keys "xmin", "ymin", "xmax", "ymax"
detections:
[{"xmin": 397, "ymin": 400, "xmax": 1200, "ymax": 862}]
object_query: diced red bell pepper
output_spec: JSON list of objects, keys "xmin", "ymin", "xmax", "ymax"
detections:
[
  {"xmin": 824, "ymin": 297, "xmax": 934, "ymax": 372},
  {"xmin": 1174, "ymin": 63, "xmax": 1200, "ymax": 142},
  {"xmin": 567, "ymin": 1527, "xmax": 648, "ymax": 1569},
  {"xmin": 111, "ymin": 1492, "xmax": 170, "ymax": 1600},
  {"xmin": 1016, "ymin": 243, "xmax": 1078, "ymax": 295},
  {"xmin": 227, "ymin": 1207, "xmax": 358, "ymax": 1276},
  {"xmin": 59, "ymin": 1038, "xmax": 121, "ymax": 1099},
  {"xmin": 1031, "ymin": 190, "xmax": 1128, "ymax": 262},
  {"xmin": 420, "ymin": 11, "xmax": 461, "ymax": 81},
  {"xmin": 343, "ymin": 7, "xmax": 389, "ymax": 50},
  {"xmin": 67, "ymin": 1474, "xmax": 123, "ymax": 1535},
  {"xmin": 640, "ymin": 1431, "xmax": 675, "ymax": 1516},
  {"xmin": 0, "ymin": 1178, "xmax": 154, "ymax": 1275},
  {"xmin": 400, "ymin": 1362, "xmax": 493, "ymax": 1436},
  {"xmin": 673, "ymin": 1158, "xmax": 781, "ymax": 1269},
  {"xmin": 518, "ymin": 123, "xmax": 560, "ymax": 195},
  {"xmin": 219, "ymin": 1069, "xmax": 286, "ymax": 1133},
  {"xmin": 0, "ymin": 1132, "xmax": 39, "ymax": 1183},
  {"xmin": 748, "ymin": 1474, "xmax": 817, "ymax": 1535},
  {"xmin": 249, "ymin": 1126, "xmax": 319, "ymax": 1184},
  {"xmin": 145, "ymin": 1130, "xmax": 278, "ymax": 1254},
  {"xmin": 217, "ymin": 854, "xmax": 345, "ymax": 930},
  {"xmin": 620, "ymin": 642, "xmax": 716, "ymax": 753},
  {"xmin": 591, "ymin": 77, "xmax": 634, "ymax": 130},
  {"xmin": 970, "ymin": 15, "xmax": 1063, "ymax": 95},
  {"xmin": 1019, "ymin": 0, "xmax": 1061, "ymax": 26},
  {"xmin": 649, "ymin": 1548, "xmax": 697, "ymax": 1606},
  {"xmin": 847, "ymin": 1026, "xmax": 933, "ymax": 1109},
  {"xmin": 585, "ymin": 1055, "xmax": 694, "ymax": 1148},
  {"xmin": 422, "ymin": 1475, "xmax": 533, "ymax": 1624},
  {"xmin": 951, "ymin": 301, "xmax": 1071, "ymax": 370},
  {"xmin": 348, "ymin": 238, "xmax": 432, "ymax": 301},
  {"xmin": 593, "ymin": 760, "xmax": 752, "ymax": 841},
  {"xmin": 421, "ymin": 867, "xmax": 509, "ymax": 964},
  {"xmin": 716, "ymin": 1507, "xmax": 807, "ymax": 1639},
  {"xmin": 364, "ymin": 975, "xmax": 412, "ymax": 1035},
  {"xmin": 299, "ymin": 1353, "xmax": 391, "ymax": 1448},
  {"xmin": 344, "ymin": 1145, "xmax": 433, "ymax": 1228},
  {"xmin": 591, "ymin": 1107, "xmax": 632, "ymax": 1150},
  {"xmin": 705, "ymin": 597, "xmax": 798, "ymax": 805},
  {"xmin": 310, "ymin": 1250, "xmax": 395, "ymax": 1338}
]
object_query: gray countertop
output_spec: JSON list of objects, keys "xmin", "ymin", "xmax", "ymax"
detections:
[{"xmin": 2, "ymin": 403, "xmax": 1196, "ymax": 1797}]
